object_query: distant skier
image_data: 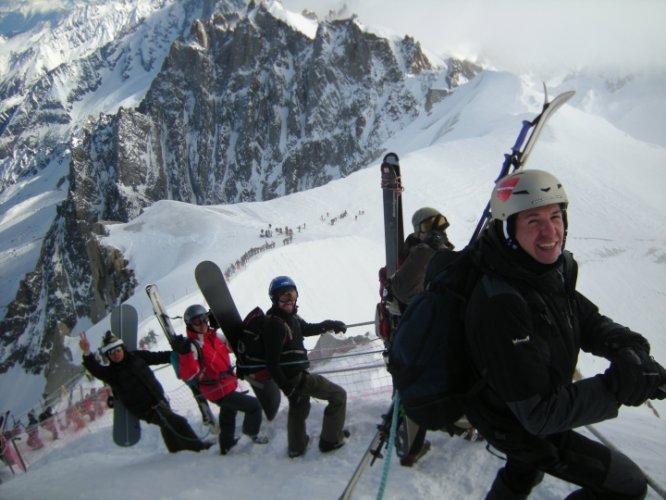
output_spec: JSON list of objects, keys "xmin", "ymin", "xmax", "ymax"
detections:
[
  {"xmin": 173, "ymin": 305, "xmax": 269, "ymax": 455},
  {"xmin": 79, "ymin": 331, "xmax": 210, "ymax": 453},
  {"xmin": 262, "ymin": 276, "xmax": 348, "ymax": 458},
  {"xmin": 464, "ymin": 169, "xmax": 666, "ymax": 498}
]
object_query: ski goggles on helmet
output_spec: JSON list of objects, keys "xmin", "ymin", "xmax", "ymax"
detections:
[
  {"xmin": 277, "ymin": 288, "xmax": 298, "ymax": 304},
  {"xmin": 418, "ymin": 214, "xmax": 449, "ymax": 233},
  {"xmin": 191, "ymin": 314, "xmax": 209, "ymax": 327}
]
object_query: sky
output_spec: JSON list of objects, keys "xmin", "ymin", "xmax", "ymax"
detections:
[
  {"xmin": 3, "ymin": 0, "xmax": 666, "ymax": 77},
  {"xmin": 282, "ymin": 0, "xmax": 666, "ymax": 78},
  {"xmin": 1, "ymin": 68, "xmax": 664, "ymax": 498}
]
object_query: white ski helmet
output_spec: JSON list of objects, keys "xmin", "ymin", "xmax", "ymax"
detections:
[{"xmin": 490, "ymin": 169, "xmax": 568, "ymax": 221}]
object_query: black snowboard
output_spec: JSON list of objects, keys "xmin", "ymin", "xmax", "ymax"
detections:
[
  {"xmin": 195, "ymin": 260, "xmax": 281, "ymax": 420},
  {"xmin": 110, "ymin": 304, "xmax": 141, "ymax": 447}
]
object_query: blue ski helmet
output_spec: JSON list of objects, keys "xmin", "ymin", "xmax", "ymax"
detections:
[
  {"xmin": 184, "ymin": 304, "xmax": 208, "ymax": 326},
  {"xmin": 269, "ymin": 276, "xmax": 298, "ymax": 303}
]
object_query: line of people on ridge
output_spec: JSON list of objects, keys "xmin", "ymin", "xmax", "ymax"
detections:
[{"xmin": 79, "ymin": 276, "xmax": 348, "ymax": 458}]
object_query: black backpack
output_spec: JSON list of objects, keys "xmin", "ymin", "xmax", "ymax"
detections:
[
  {"xmin": 236, "ymin": 307, "xmax": 288, "ymax": 377},
  {"xmin": 387, "ymin": 245, "xmax": 485, "ymax": 435}
]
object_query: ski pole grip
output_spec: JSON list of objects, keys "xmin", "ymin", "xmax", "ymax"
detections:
[{"xmin": 511, "ymin": 120, "xmax": 533, "ymax": 153}]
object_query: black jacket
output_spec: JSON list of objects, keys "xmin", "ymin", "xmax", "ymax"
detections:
[
  {"xmin": 464, "ymin": 225, "xmax": 641, "ymax": 447},
  {"xmin": 262, "ymin": 305, "xmax": 331, "ymax": 394},
  {"xmin": 82, "ymin": 350, "xmax": 171, "ymax": 418}
]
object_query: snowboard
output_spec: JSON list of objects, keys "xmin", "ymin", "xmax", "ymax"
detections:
[
  {"xmin": 144, "ymin": 283, "xmax": 218, "ymax": 434},
  {"xmin": 195, "ymin": 260, "xmax": 281, "ymax": 421},
  {"xmin": 109, "ymin": 304, "xmax": 141, "ymax": 447}
]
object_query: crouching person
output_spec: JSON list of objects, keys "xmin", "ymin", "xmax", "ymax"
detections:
[
  {"xmin": 174, "ymin": 305, "xmax": 268, "ymax": 455},
  {"xmin": 80, "ymin": 331, "xmax": 208, "ymax": 453}
]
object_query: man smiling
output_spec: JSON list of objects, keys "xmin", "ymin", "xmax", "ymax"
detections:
[{"xmin": 463, "ymin": 169, "xmax": 666, "ymax": 499}]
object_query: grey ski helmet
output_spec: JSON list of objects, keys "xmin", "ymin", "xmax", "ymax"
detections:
[
  {"xmin": 411, "ymin": 207, "xmax": 448, "ymax": 233},
  {"xmin": 184, "ymin": 304, "xmax": 208, "ymax": 327},
  {"xmin": 490, "ymin": 169, "xmax": 568, "ymax": 221}
]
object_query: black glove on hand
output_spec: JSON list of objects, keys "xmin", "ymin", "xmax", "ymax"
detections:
[
  {"xmin": 604, "ymin": 330, "xmax": 650, "ymax": 357},
  {"xmin": 604, "ymin": 348, "xmax": 662, "ymax": 406},
  {"xmin": 650, "ymin": 361, "xmax": 666, "ymax": 400},
  {"xmin": 173, "ymin": 335, "xmax": 191, "ymax": 355},
  {"xmin": 322, "ymin": 320, "xmax": 347, "ymax": 334},
  {"xmin": 207, "ymin": 310, "xmax": 220, "ymax": 330}
]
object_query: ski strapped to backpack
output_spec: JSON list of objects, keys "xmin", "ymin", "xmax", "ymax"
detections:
[{"xmin": 387, "ymin": 87, "xmax": 575, "ymax": 435}]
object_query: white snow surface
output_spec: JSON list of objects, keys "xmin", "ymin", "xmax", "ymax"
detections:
[{"xmin": 1, "ymin": 70, "xmax": 665, "ymax": 498}]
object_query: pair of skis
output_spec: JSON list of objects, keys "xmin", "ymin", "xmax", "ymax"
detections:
[{"xmin": 339, "ymin": 87, "xmax": 575, "ymax": 499}]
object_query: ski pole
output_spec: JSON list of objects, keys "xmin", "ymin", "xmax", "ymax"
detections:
[{"xmin": 344, "ymin": 320, "xmax": 374, "ymax": 329}]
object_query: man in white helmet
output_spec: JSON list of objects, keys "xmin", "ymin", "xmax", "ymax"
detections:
[{"xmin": 464, "ymin": 169, "xmax": 665, "ymax": 499}]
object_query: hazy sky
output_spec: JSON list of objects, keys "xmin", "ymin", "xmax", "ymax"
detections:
[{"xmin": 282, "ymin": 0, "xmax": 666, "ymax": 77}]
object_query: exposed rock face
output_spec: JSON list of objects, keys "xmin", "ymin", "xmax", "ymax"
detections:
[{"xmin": 0, "ymin": 4, "xmax": 480, "ymax": 400}]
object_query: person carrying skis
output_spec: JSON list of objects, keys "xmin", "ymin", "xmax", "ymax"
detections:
[
  {"xmin": 390, "ymin": 207, "xmax": 454, "ymax": 308},
  {"xmin": 79, "ymin": 331, "xmax": 210, "ymax": 453},
  {"xmin": 173, "ymin": 305, "xmax": 268, "ymax": 455},
  {"xmin": 262, "ymin": 276, "xmax": 348, "ymax": 458},
  {"xmin": 464, "ymin": 169, "xmax": 666, "ymax": 499},
  {"xmin": 386, "ymin": 207, "xmax": 455, "ymax": 466}
]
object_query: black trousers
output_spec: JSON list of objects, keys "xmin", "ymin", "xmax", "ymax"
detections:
[
  {"xmin": 485, "ymin": 430, "xmax": 647, "ymax": 499},
  {"xmin": 142, "ymin": 402, "xmax": 205, "ymax": 453},
  {"xmin": 213, "ymin": 391, "xmax": 262, "ymax": 449}
]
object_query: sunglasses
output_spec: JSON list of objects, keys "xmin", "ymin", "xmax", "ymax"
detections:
[
  {"xmin": 278, "ymin": 290, "xmax": 298, "ymax": 304},
  {"xmin": 191, "ymin": 314, "xmax": 208, "ymax": 327}
]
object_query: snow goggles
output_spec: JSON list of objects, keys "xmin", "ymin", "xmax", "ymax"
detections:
[
  {"xmin": 418, "ymin": 214, "xmax": 449, "ymax": 233},
  {"xmin": 107, "ymin": 346, "xmax": 123, "ymax": 356},
  {"xmin": 277, "ymin": 289, "xmax": 298, "ymax": 303},
  {"xmin": 191, "ymin": 314, "xmax": 208, "ymax": 326}
]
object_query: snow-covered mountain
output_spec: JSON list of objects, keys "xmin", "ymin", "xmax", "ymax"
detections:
[
  {"xmin": 0, "ymin": 67, "xmax": 664, "ymax": 498},
  {"xmin": 0, "ymin": 0, "xmax": 481, "ymax": 398},
  {"xmin": 0, "ymin": 2, "xmax": 665, "ymax": 494}
]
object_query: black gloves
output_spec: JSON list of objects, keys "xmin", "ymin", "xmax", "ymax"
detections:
[
  {"xmin": 207, "ymin": 310, "xmax": 220, "ymax": 330},
  {"xmin": 172, "ymin": 335, "xmax": 192, "ymax": 355},
  {"xmin": 604, "ymin": 330, "xmax": 650, "ymax": 357},
  {"xmin": 603, "ymin": 348, "xmax": 664, "ymax": 406},
  {"xmin": 321, "ymin": 320, "xmax": 347, "ymax": 334}
]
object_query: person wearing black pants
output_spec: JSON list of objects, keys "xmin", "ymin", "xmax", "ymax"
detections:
[
  {"xmin": 176, "ymin": 304, "xmax": 268, "ymax": 455},
  {"xmin": 80, "ymin": 331, "xmax": 208, "ymax": 453},
  {"xmin": 464, "ymin": 169, "xmax": 665, "ymax": 498}
]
